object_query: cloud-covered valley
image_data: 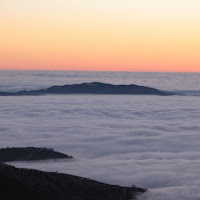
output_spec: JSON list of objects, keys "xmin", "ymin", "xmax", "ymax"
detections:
[{"xmin": 0, "ymin": 94, "xmax": 200, "ymax": 200}]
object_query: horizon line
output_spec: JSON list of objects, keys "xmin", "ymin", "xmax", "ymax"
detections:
[{"xmin": 0, "ymin": 69, "xmax": 199, "ymax": 74}]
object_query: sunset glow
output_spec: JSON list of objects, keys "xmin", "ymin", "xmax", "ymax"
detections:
[{"xmin": 1, "ymin": 0, "xmax": 200, "ymax": 72}]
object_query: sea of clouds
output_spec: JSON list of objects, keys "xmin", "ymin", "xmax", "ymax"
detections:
[{"xmin": 1, "ymin": 94, "xmax": 200, "ymax": 200}]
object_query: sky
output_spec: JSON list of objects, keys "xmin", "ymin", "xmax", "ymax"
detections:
[{"xmin": 0, "ymin": 0, "xmax": 200, "ymax": 72}]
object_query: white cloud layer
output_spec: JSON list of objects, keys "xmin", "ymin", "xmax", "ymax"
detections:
[{"xmin": 0, "ymin": 94, "xmax": 200, "ymax": 200}]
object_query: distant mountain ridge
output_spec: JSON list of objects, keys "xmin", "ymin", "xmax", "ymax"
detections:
[
  {"xmin": 0, "ymin": 147, "xmax": 73, "ymax": 162},
  {"xmin": 0, "ymin": 82, "xmax": 166, "ymax": 96}
]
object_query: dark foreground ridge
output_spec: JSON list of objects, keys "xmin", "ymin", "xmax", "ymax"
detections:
[
  {"xmin": 0, "ymin": 163, "xmax": 146, "ymax": 200},
  {"xmin": 0, "ymin": 82, "xmax": 166, "ymax": 96},
  {"xmin": 0, "ymin": 147, "xmax": 73, "ymax": 162}
]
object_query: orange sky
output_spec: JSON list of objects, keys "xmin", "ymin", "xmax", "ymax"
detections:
[{"xmin": 0, "ymin": 0, "xmax": 200, "ymax": 72}]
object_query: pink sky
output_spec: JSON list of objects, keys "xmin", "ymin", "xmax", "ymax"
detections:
[{"xmin": 1, "ymin": 0, "xmax": 200, "ymax": 72}]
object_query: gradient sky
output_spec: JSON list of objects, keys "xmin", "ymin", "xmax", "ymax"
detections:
[{"xmin": 1, "ymin": 0, "xmax": 200, "ymax": 72}]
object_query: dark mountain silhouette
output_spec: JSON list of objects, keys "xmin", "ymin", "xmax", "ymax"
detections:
[
  {"xmin": 0, "ymin": 82, "xmax": 166, "ymax": 96},
  {"xmin": 0, "ymin": 147, "xmax": 146, "ymax": 199},
  {"xmin": 0, "ymin": 147, "xmax": 73, "ymax": 162},
  {"xmin": 0, "ymin": 163, "xmax": 146, "ymax": 200}
]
